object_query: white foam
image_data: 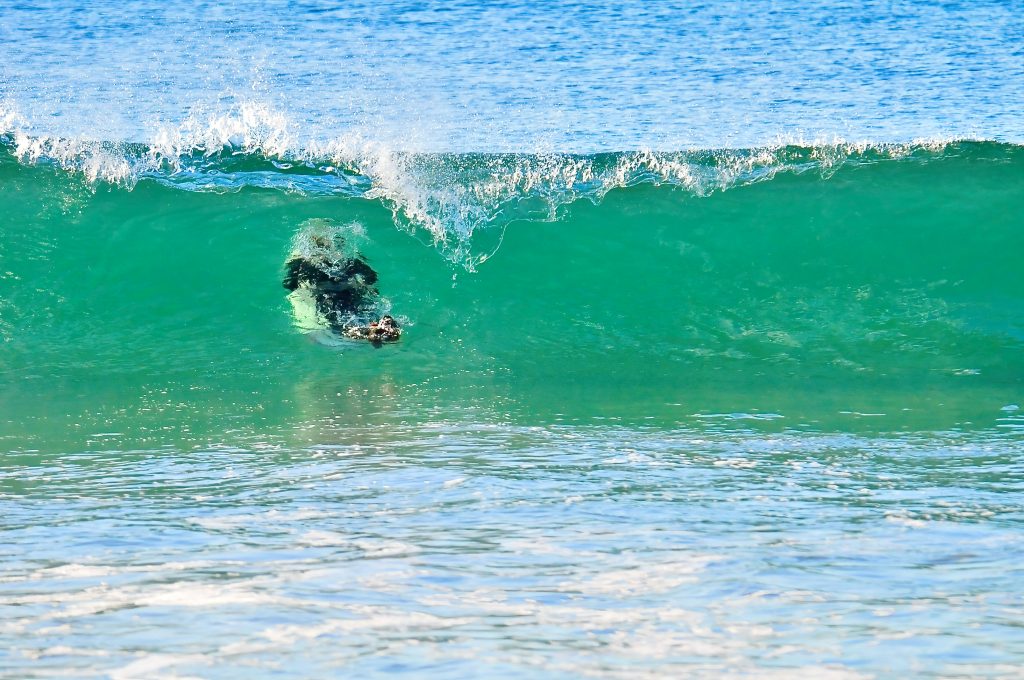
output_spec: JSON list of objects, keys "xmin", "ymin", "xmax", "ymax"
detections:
[
  {"xmin": 0, "ymin": 101, "xmax": 25, "ymax": 135},
  {"xmin": 150, "ymin": 102, "xmax": 294, "ymax": 165},
  {"xmin": 11, "ymin": 133, "xmax": 145, "ymax": 185},
  {"xmin": 109, "ymin": 653, "xmax": 208, "ymax": 680},
  {"xmin": 558, "ymin": 555, "xmax": 718, "ymax": 596}
]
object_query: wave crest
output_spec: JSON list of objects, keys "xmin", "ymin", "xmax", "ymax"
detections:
[{"xmin": 0, "ymin": 102, "xmax": 1006, "ymax": 267}]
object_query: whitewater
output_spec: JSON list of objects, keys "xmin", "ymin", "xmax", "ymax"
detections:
[{"xmin": 2, "ymin": 1, "xmax": 1023, "ymax": 678}]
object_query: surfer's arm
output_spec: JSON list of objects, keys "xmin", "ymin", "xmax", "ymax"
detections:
[
  {"xmin": 283, "ymin": 259, "xmax": 330, "ymax": 290},
  {"xmin": 347, "ymin": 258, "xmax": 378, "ymax": 285},
  {"xmin": 282, "ymin": 258, "xmax": 302, "ymax": 290}
]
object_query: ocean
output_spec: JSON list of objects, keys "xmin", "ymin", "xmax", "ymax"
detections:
[{"xmin": 1, "ymin": 1, "xmax": 1023, "ymax": 677}]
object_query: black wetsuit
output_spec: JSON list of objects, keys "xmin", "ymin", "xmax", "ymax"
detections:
[{"xmin": 282, "ymin": 255, "xmax": 379, "ymax": 329}]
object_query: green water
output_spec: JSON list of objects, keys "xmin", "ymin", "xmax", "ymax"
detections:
[{"xmin": 2, "ymin": 143, "xmax": 1022, "ymax": 451}]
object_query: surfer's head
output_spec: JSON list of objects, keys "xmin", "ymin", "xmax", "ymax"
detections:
[{"xmin": 306, "ymin": 233, "xmax": 347, "ymax": 260}]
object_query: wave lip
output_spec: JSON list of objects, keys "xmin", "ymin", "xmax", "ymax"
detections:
[{"xmin": 2, "ymin": 104, "xmax": 1019, "ymax": 266}]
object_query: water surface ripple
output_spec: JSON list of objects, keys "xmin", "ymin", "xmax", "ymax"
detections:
[{"xmin": 3, "ymin": 424, "xmax": 1022, "ymax": 678}]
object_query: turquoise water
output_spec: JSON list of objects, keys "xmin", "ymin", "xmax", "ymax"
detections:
[
  {"xmin": 2, "ymin": 1, "xmax": 1024, "ymax": 677},
  {"xmin": 2, "ymin": 139, "xmax": 1023, "ymax": 678}
]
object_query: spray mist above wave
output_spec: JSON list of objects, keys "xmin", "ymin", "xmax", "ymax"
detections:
[{"xmin": 0, "ymin": 101, "xmax": 999, "ymax": 268}]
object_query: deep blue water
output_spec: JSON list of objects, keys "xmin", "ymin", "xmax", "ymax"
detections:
[{"xmin": 2, "ymin": 0, "xmax": 1023, "ymax": 150}]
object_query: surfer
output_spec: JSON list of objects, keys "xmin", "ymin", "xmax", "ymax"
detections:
[{"xmin": 282, "ymin": 234, "xmax": 401, "ymax": 343}]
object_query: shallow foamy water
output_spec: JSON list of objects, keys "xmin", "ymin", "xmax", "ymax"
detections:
[{"xmin": 3, "ymin": 422, "xmax": 1023, "ymax": 678}]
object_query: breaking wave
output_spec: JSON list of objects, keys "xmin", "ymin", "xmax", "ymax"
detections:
[{"xmin": 1, "ymin": 102, "xmax": 1020, "ymax": 269}]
